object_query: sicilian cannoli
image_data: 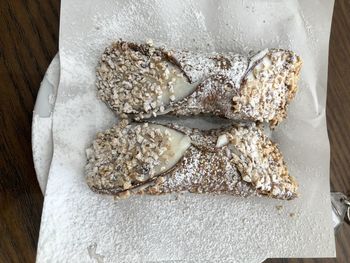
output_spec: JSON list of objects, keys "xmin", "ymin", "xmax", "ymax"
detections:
[
  {"xmin": 96, "ymin": 41, "xmax": 302, "ymax": 127},
  {"xmin": 85, "ymin": 120, "xmax": 298, "ymax": 200}
]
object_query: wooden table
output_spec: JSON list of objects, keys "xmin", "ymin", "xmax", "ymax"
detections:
[{"xmin": 0, "ymin": 1, "xmax": 349, "ymax": 262}]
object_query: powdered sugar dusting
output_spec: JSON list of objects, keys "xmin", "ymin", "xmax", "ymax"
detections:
[
  {"xmin": 37, "ymin": 0, "xmax": 335, "ymax": 262},
  {"xmin": 87, "ymin": 122, "xmax": 297, "ymax": 200}
]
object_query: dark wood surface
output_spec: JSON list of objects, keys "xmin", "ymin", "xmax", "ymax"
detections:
[{"xmin": 0, "ymin": 0, "xmax": 349, "ymax": 262}]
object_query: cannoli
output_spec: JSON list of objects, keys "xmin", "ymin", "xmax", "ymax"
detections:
[
  {"xmin": 96, "ymin": 41, "xmax": 302, "ymax": 127},
  {"xmin": 86, "ymin": 120, "xmax": 298, "ymax": 200}
]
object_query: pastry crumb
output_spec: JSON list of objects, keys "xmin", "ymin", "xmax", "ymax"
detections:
[{"xmin": 275, "ymin": 205, "xmax": 283, "ymax": 211}]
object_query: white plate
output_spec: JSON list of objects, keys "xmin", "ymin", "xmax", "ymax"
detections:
[{"xmin": 32, "ymin": 54, "xmax": 60, "ymax": 194}]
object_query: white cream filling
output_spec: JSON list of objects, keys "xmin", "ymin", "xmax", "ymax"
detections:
[
  {"xmin": 157, "ymin": 64, "xmax": 197, "ymax": 107},
  {"xmin": 149, "ymin": 124, "xmax": 191, "ymax": 175}
]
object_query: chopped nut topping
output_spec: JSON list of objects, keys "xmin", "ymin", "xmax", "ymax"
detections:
[
  {"xmin": 86, "ymin": 122, "xmax": 298, "ymax": 200},
  {"xmin": 96, "ymin": 41, "xmax": 187, "ymax": 118},
  {"xmin": 85, "ymin": 120, "xmax": 173, "ymax": 191},
  {"xmin": 97, "ymin": 41, "xmax": 301, "ymax": 128},
  {"xmin": 234, "ymin": 50, "xmax": 302, "ymax": 127}
]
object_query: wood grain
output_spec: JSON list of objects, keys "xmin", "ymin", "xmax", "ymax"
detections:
[
  {"xmin": 0, "ymin": 0, "xmax": 59, "ymax": 262},
  {"xmin": 0, "ymin": 0, "xmax": 349, "ymax": 262}
]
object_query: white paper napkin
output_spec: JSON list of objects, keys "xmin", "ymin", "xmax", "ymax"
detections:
[{"xmin": 37, "ymin": 1, "xmax": 335, "ymax": 262}]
